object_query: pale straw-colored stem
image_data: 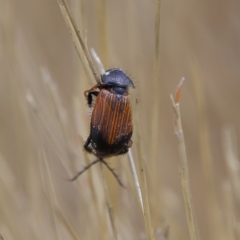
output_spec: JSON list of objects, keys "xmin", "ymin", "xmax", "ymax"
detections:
[
  {"xmin": 100, "ymin": 164, "xmax": 118, "ymax": 240},
  {"xmin": 57, "ymin": 0, "xmax": 99, "ymax": 84},
  {"xmin": 170, "ymin": 78, "xmax": 199, "ymax": 240},
  {"xmin": 223, "ymin": 126, "xmax": 240, "ymax": 203},
  {"xmin": 135, "ymin": 116, "xmax": 154, "ymax": 240},
  {"xmin": 223, "ymin": 126, "xmax": 240, "ymax": 238},
  {"xmin": 40, "ymin": 150, "xmax": 81, "ymax": 240},
  {"xmin": 128, "ymin": 149, "xmax": 143, "ymax": 212}
]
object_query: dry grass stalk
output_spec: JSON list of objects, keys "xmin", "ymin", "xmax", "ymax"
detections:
[
  {"xmin": 223, "ymin": 126, "xmax": 240, "ymax": 238},
  {"xmin": 100, "ymin": 164, "xmax": 118, "ymax": 240},
  {"xmin": 39, "ymin": 151, "xmax": 61, "ymax": 240},
  {"xmin": 97, "ymin": 0, "xmax": 108, "ymax": 66},
  {"xmin": 150, "ymin": 0, "xmax": 161, "ymax": 176},
  {"xmin": 192, "ymin": 64, "xmax": 223, "ymax": 239},
  {"xmin": 223, "ymin": 127, "xmax": 240, "ymax": 204},
  {"xmin": 222, "ymin": 181, "xmax": 239, "ymax": 240},
  {"xmin": 39, "ymin": 150, "xmax": 81, "ymax": 240},
  {"xmin": 150, "ymin": 0, "xmax": 163, "ymax": 220},
  {"xmin": 128, "ymin": 149, "xmax": 144, "ymax": 211},
  {"xmin": 170, "ymin": 78, "xmax": 199, "ymax": 240},
  {"xmin": 26, "ymin": 90, "xmax": 72, "ymax": 176},
  {"xmin": 90, "ymin": 48, "xmax": 105, "ymax": 75},
  {"xmin": 135, "ymin": 115, "xmax": 154, "ymax": 240},
  {"xmin": 41, "ymin": 67, "xmax": 71, "ymax": 147},
  {"xmin": 57, "ymin": 0, "xmax": 99, "ymax": 84}
]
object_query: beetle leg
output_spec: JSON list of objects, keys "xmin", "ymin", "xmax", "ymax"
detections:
[
  {"xmin": 84, "ymin": 135, "xmax": 99, "ymax": 157},
  {"xmin": 84, "ymin": 84, "xmax": 99, "ymax": 96},
  {"xmin": 68, "ymin": 158, "xmax": 125, "ymax": 187},
  {"xmin": 83, "ymin": 135, "xmax": 94, "ymax": 153},
  {"xmin": 84, "ymin": 83, "xmax": 102, "ymax": 106},
  {"xmin": 100, "ymin": 159, "xmax": 125, "ymax": 188},
  {"xmin": 84, "ymin": 83, "xmax": 109, "ymax": 107},
  {"xmin": 68, "ymin": 158, "xmax": 100, "ymax": 181},
  {"xmin": 86, "ymin": 91, "xmax": 99, "ymax": 107},
  {"xmin": 84, "ymin": 83, "xmax": 107, "ymax": 97}
]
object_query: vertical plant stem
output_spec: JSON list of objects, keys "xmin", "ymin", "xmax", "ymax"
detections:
[
  {"xmin": 192, "ymin": 64, "xmax": 223, "ymax": 239},
  {"xmin": 128, "ymin": 150, "xmax": 144, "ymax": 212},
  {"xmin": 136, "ymin": 116, "xmax": 154, "ymax": 240},
  {"xmin": 40, "ymin": 150, "xmax": 82, "ymax": 240},
  {"xmin": 100, "ymin": 164, "xmax": 118, "ymax": 240},
  {"xmin": 223, "ymin": 126, "xmax": 240, "ymax": 238},
  {"xmin": 170, "ymin": 79, "xmax": 199, "ymax": 240},
  {"xmin": 150, "ymin": 0, "xmax": 161, "ymax": 165},
  {"xmin": 26, "ymin": 91, "xmax": 71, "ymax": 175},
  {"xmin": 57, "ymin": 0, "xmax": 99, "ymax": 84},
  {"xmin": 150, "ymin": 1, "xmax": 163, "ymax": 223},
  {"xmin": 223, "ymin": 127, "xmax": 240, "ymax": 205},
  {"xmin": 97, "ymin": 0, "xmax": 108, "ymax": 67}
]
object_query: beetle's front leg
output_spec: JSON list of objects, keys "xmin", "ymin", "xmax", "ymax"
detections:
[
  {"xmin": 85, "ymin": 91, "xmax": 99, "ymax": 107},
  {"xmin": 84, "ymin": 84, "xmax": 101, "ymax": 107}
]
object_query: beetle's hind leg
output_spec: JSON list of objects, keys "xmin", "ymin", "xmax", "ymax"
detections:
[
  {"xmin": 68, "ymin": 158, "xmax": 100, "ymax": 181},
  {"xmin": 67, "ymin": 136, "xmax": 98, "ymax": 181},
  {"xmin": 100, "ymin": 159, "xmax": 125, "ymax": 188},
  {"xmin": 68, "ymin": 158, "xmax": 125, "ymax": 187}
]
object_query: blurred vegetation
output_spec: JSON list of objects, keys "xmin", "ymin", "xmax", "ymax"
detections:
[{"xmin": 1, "ymin": 0, "xmax": 240, "ymax": 239}]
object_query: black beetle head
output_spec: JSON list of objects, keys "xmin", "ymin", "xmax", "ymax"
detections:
[{"xmin": 101, "ymin": 68, "xmax": 135, "ymax": 89}]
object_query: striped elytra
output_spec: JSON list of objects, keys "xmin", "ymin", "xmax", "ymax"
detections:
[{"xmin": 90, "ymin": 89, "xmax": 133, "ymax": 157}]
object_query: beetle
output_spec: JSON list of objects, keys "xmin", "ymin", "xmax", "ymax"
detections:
[{"xmin": 70, "ymin": 68, "xmax": 135, "ymax": 186}]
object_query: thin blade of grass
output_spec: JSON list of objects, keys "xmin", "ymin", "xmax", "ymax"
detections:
[
  {"xmin": 128, "ymin": 149, "xmax": 143, "ymax": 212},
  {"xmin": 100, "ymin": 163, "xmax": 118, "ymax": 240},
  {"xmin": 223, "ymin": 126, "xmax": 240, "ymax": 238},
  {"xmin": 57, "ymin": 0, "xmax": 99, "ymax": 84},
  {"xmin": 150, "ymin": 0, "xmax": 161, "ymax": 170},
  {"xmin": 26, "ymin": 90, "xmax": 71, "ymax": 176},
  {"xmin": 170, "ymin": 79, "xmax": 199, "ymax": 240},
  {"xmin": 136, "ymin": 116, "xmax": 154, "ymax": 240},
  {"xmin": 39, "ymin": 150, "xmax": 82, "ymax": 240},
  {"xmin": 192, "ymin": 64, "xmax": 224, "ymax": 239}
]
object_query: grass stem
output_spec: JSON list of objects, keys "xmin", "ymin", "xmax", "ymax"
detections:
[
  {"xmin": 57, "ymin": 0, "xmax": 99, "ymax": 84},
  {"xmin": 170, "ymin": 79, "xmax": 199, "ymax": 240},
  {"xmin": 128, "ymin": 149, "xmax": 143, "ymax": 211},
  {"xmin": 100, "ymin": 164, "xmax": 118, "ymax": 240}
]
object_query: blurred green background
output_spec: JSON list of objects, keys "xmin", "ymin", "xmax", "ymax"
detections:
[{"xmin": 1, "ymin": 0, "xmax": 240, "ymax": 239}]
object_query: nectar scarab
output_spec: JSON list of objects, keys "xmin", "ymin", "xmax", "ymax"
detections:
[{"xmin": 70, "ymin": 68, "xmax": 135, "ymax": 186}]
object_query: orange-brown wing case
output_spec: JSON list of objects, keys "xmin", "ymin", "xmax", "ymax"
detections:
[{"xmin": 90, "ymin": 89, "xmax": 133, "ymax": 157}]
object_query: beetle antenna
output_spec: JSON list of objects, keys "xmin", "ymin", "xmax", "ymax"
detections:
[
  {"xmin": 69, "ymin": 159, "xmax": 100, "ymax": 181},
  {"xmin": 100, "ymin": 159, "xmax": 126, "ymax": 188}
]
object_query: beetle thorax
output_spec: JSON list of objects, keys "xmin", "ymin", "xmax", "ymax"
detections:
[{"xmin": 107, "ymin": 86, "xmax": 127, "ymax": 99}]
